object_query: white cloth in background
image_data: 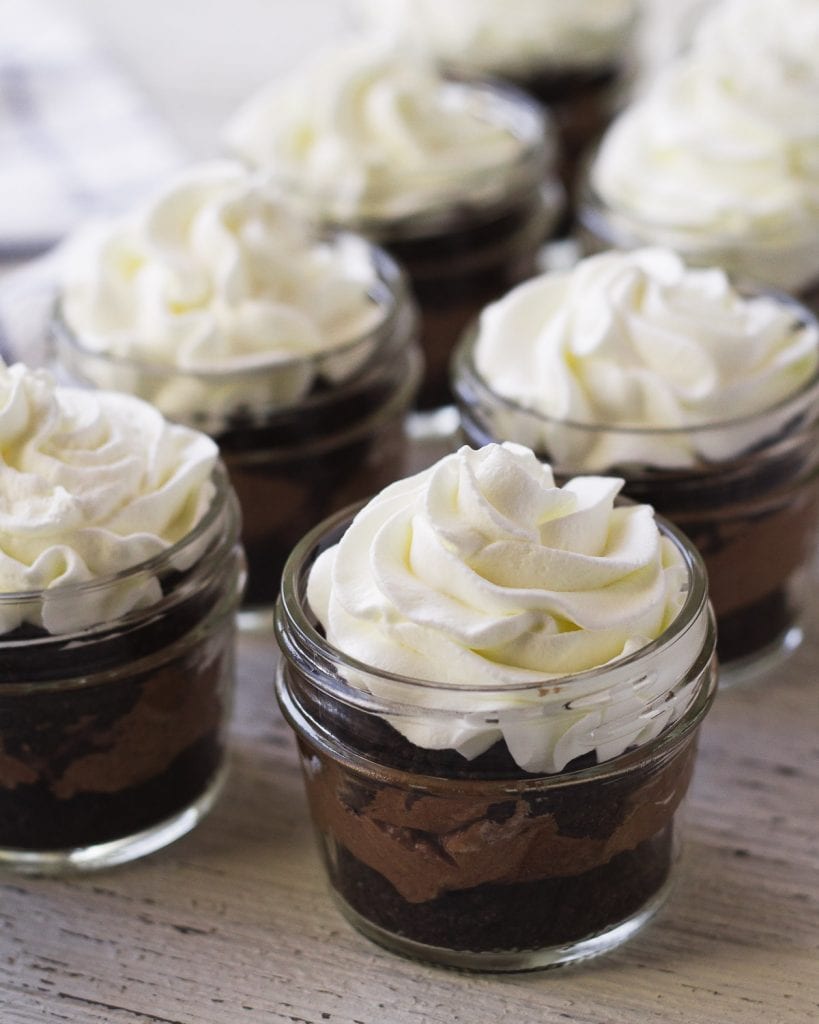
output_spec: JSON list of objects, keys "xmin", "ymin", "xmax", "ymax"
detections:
[
  {"xmin": 0, "ymin": 0, "xmax": 184, "ymax": 365},
  {"xmin": 0, "ymin": 0, "xmax": 183, "ymax": 257}
]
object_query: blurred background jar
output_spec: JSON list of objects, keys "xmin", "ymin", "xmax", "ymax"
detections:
[
  {"xmin": 452, "ymin": 248, "xmax": 819, "ymax": 681},
  {"xmin": 225, "ymin": 40, "xmax": 563, "ymax": 408},
  {"xmin": 54, "ymin": 162, "xmax": 422, "ymax": 615},
  {"xmin": 579, "ymin": 0, "xmax": 819, "ymax": 311}
]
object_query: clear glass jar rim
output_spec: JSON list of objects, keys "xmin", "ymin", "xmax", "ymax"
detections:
[
  {"xmin": 275, "ymin": 497, "xmax": 710, "ymax": 701},
  {"xmin": 455, "ymin": 292, "xmax": 819, "ymax": 440},
  {"xmin": 276, "ymin": 630, "xmax": 716, "ymax": 790},
  {"xmin": 0, "ymin": 460, "xmax": 232, "ymax": 608},
  {"xmin": 54, "ymin": 234, "xmax": 411, "ymax": 382}
]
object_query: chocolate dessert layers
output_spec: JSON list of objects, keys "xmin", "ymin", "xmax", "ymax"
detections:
[
  {"xmin": 0, "ymin": 631, "xmax": 225, "ymax": 850},
  {"xmin": 280, "ymin": 664, "xmax": 699, "ymax": 956},
  {"xmin": 0, "ymin": 472, "xmax": 243, "ymax": 858}
]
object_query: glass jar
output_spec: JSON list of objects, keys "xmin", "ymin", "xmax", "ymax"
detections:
[
  {"xmin": 259, "ymin": 81, "xmax": 563, "ymax": 409},
  {"xmin": 453, "ymin": 318, "xmax": 819, "ymax": 682},
  {"xmin": 0, "ymin": 462, "xmax": 245, "ymax": 873},
  {"xmin": 578, "ymin": 171, "xmax": 819, "ymax": 313},
  {"xmin": 275, "ymin": 503, "xmax": 717, "ymax": 971},
  {"xmin": 348, "ymin": 0, "xmax": 636, "ymax": 210},
  {"xmin": 54, "ymin": 240, "xmax": 422, "ymax": 614}
]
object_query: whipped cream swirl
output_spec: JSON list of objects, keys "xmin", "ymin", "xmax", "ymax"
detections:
[
  {"xmin": 590, "ymin": 0, "xmax": 819, "ymax": 291},
  {"xmin": 60, "ymin": 162, "xmax": 384, "ymax": 421},
  {"xmin": 308, "ymin": 443, "xmax": 696, "ymax": 772},
  {"xmin": 0, "ymin": 363, "xmax": 218, "ymax": 634},
  {"xmin": 354, "ymin": 0, "xmax": 638, "ymax": 73},
  {"xmin": 225, "ymin": 40, "xmax": 533, "ymax": 223},
  {"xmin": 472, "ymin": 248, "xmax": 819, "ymax": 470}
]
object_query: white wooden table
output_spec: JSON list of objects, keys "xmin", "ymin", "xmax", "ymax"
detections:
[{"xmin": 2, "ymin": 601, "xmax": 817, "ymax": 1023}]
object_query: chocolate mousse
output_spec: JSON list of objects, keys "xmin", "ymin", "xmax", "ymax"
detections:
[
  {"xmin": 0, "ymin": 540, "xmax": 239, "ymax": 854},
  {"xmin": 286, "ymin": 690, "xmax": 696, "ymax": 954}
]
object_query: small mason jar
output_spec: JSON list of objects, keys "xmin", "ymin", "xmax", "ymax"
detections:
[
  {"xmin": 242, "ymin": 81, "xmax": 563, "ymax": 409},
  {"xmin": 275, "ymin": 503, "xmax": 716, "ymax": 971},
  {"xmin": 453, "ymin": 322, "xmax": 819, "ymax": 681},
  {"xmin": 578, "ymin": 171, "xmax": 819, "ymax": 314},
  {"xmin": 0, "ymin": 462, "xmax": 245, "ymax": 873},
  {"xmin": 54, "ymin": 240, "xmax": 422, "ymax": 614}
]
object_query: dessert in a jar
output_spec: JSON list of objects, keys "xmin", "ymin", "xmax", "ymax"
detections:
[
  {"xmin": 453, "ymin": 247, "xmax": 819, "ymax": 680},
  {"xmin": 0, "ymin": 363, "xmax": 244, "ymax": 872},
  {"xmin": 225, "ymin": 40, "xmax": 563, "ymax": 407},
  {"xmin": 580, "ymin": 0, "xmax": 819, "ymax": 309},
  {"xmin": 55, "ymin": 162, "xmax": 422, "ymax": 612},
  {"xmin": 351, "ymin": 0, "xmax": 638, "ymax": 200},
  {"xmin": 275, "ymin": 443, "xmax": 716, "ymax": 970}
]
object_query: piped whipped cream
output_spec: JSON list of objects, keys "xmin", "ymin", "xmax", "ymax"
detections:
[
  {"xmin": 353, "ymin": 0, "xmax": 638, "ymax": 74},
  {"xmin": 471, "ymin": 248, "xmax": 819, "ymax": 470},
  {"xmin": 60, "ymin": 162, "xmax": 384, "ymax": 422},
  {"xmin": 0, "ymin": 363, "xmax": 217, "ymax": 635},
  {"xmin": 308, "ymin": 443, "xmax": 699, "ymax": 773},
  {"xmin": 224, "ymin": 39, "xmax": 532, "ymax": 224},
  {"xmin": 590, "ymin": 0, "xmax": 819, "ymax": 291}
]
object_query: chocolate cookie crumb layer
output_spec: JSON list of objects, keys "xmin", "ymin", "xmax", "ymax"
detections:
[{"xmin": 328, "ymin": 825, "xmax": 672, "ymax": 953}]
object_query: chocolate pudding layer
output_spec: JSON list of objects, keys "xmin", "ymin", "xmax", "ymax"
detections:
[
  {"xmin": 0, "ymin": 642, "xmax": 227, "ymax": 851},
  {"xmin": 286, "ymin": 695, "xmax": 697, "ymax": 955},
  {"xmin": 278, "ymin": 632, "xmax": 712, "ymax": 961},
  {"xmin": 332, "ymin": 827, "xmax": 672, "ymax": 954}
]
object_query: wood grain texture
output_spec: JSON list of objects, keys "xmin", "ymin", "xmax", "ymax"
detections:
[{"xmin": 1, "ymin": 609, "xmax": 817, "ymax": 1024}]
